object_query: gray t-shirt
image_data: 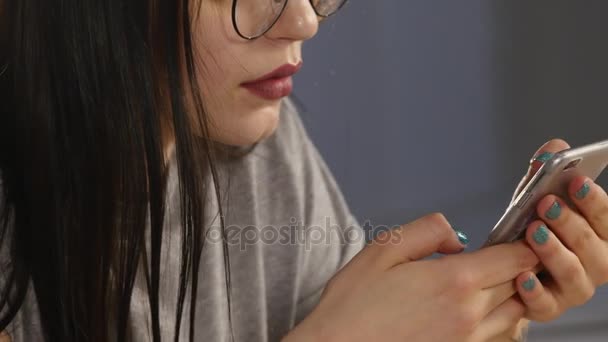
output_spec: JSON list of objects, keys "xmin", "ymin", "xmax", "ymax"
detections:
[{"xmin": 4, "ymin": 97, "xmax": 367, "ymax": 341}]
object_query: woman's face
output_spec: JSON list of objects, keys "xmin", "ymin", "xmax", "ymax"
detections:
[{"xmin": 192, "ymin": 0, "xmax": 319, "ymax": 146}]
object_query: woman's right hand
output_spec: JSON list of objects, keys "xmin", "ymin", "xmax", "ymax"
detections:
[{"xmin": 283, "ymin": 213, "xmax": 539, "ymax": 342}]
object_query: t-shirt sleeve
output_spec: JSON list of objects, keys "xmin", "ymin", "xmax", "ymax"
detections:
[
  {"xmin": 278, "ymin": 98, "xmax": 368, "ymax": 323},
  {"xmin": 303, "ymin": 125, "xmax": 366, "ymax": 272}
]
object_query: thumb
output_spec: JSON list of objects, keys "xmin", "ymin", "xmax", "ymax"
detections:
[
  {"xmin": 369, "ymin": 213, "xmax": 468, "ymax": 270},
  {"xmin": 512, "ymin": 138, "xmax": 571, "ymax": 202}
]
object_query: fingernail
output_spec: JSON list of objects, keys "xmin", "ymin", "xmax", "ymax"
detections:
[
  {"xmin": 533, "ymin": 152, "xmax": 554, "ymax": 164},
  {"xmin": 533, "ymin": 225, "xmax": 550, "ymax": 245},
  {"xmin": 545, "ymin": 201, "xmax": 561, "ymax": 220},
  {"xmin": 575, "ymin": 182, "xmax": 590, "ymax": 200},
  {"xmin": 452, "ymin": 227, "xmax": 469, "ymax": 246},
  {"xmin": 522, "ymin": 276, "xmax": 536, "ymax": 292}
]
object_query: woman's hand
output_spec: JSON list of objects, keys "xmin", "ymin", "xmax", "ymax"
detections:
[
  {"xmin": 283, "ymin": 213, "xmax": 539, "ymax": 342},
  {"xmin": 513, "ymin": 139, "xmax": 608, "ymax": 321}
]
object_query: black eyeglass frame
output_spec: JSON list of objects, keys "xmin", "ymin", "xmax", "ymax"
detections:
[{"xmin": 231, "ymin": 0, "xmax": 349, "ymax": 40}]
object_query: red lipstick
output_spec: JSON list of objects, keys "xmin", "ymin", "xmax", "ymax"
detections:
[{"xmin": 241, "ymin": 62, "xmax": 302, "ymax": 100}]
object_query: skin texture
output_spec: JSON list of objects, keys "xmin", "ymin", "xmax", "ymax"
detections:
[
  {"xmin": 282, "ymin": 141, "xmax": 608, "ymax": 341},
  {"xmin": 283, "ymin": 213, "xmax": 538, "ymax": 342},
  {"xmin": 514, "ymin": 140, "xmax": 608, "ymax": 322},
  {"xmin": 162, "ymin": 0, "xmax": 319, "ymax": 161},
  {"xmin": 189, "ymin": 0, "xmax": 318, "ymax": 147}
]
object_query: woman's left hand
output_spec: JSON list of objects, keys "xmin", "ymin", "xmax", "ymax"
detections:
[{"xmin": 514, "ymin": 139, "xmax": 608, "ymax": 322}]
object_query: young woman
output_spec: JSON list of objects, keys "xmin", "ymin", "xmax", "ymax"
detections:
[{"xmin": 1, "ymin": 0, "xmax": 608, "ymax": 341}]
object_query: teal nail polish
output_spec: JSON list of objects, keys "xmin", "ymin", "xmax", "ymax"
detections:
[
  {"xmin": 522, "ymin": 276, "xmax": 536, "ymax": 292},
  {"xmin": 576, "ymin": 182, "xmax": 590, "ymax": 200},
  {"xmin": 533, "ymin": 225, "xmax": 550, "ymax": 245},
  {"xmin": 452, "ymin": 227, "xmax": 469, "ymax": 246},
  {"xmin": 534, "ymin": 152, "xmax": 554, "ymax": 163},
  {"xmin": 545, "ymin": 201, "xmax": 561, "ymax": 220}
]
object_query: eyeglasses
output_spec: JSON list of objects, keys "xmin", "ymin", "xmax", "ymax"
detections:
[{"xmin": 232, "ymin": 0, "xmax": 348, "ymax": 40}]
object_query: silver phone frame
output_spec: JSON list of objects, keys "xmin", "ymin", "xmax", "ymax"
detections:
[{"xmin": 483, "ymin": 139, "xmax": 608, "ymax": 247}]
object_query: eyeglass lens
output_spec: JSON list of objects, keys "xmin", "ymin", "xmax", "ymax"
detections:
[{"xmin": 233, "ymin": 0, "xmax": 346, "ymax": 39}]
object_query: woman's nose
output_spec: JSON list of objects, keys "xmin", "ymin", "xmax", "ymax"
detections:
[{"xmin": 264, "ymin": 0, "xmax": 319, "ymax": 42}]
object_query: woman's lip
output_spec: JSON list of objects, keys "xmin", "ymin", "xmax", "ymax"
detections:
[
  {"xmin": 242, "ymin": 62, "xmax": 303, "ymax": 85},
  {"xmin": 240, "ymin": 62, "xmax": 302, "ymax": 100},
  {"xmin": 242, "ymin": 76, "xmax": 293, "ymax": 100}
]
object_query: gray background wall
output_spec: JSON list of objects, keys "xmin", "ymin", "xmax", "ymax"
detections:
[{"xmin": 294, "ymin": 1, "xmax": 608, "ymax": 340}]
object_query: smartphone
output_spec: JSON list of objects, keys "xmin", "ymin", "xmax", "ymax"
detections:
[{"xmin": 483, "ymin": 139, "xmax": 608, "ymax": 247}]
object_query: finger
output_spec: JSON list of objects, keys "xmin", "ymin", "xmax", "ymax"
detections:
[
  {"xmin": 452, "ymin": 240, "xmax": 539, "ymax": 288},
  {"xmin": 516, "ymin": 272, "xmax": 560, "ymax": 322},
  {"xmin": 470, "ymin": 297, "xmax": 525, "ymax": 342},
  {"xmin": 536, "ymin": 194, "xmax": 608, "ymax": 285},
  {"xmin": 513, "ymin": 139, "xmax": 571, "ymax": 202},
  {"xmin": 570, "ymin": 177, "xmax": 608, "ymax": 241},
  {"xmin": 525, "ymin": 221, "xmax": 596, "ymax": 307},
  {"xmin": 367, "ymin": 213, "xmax": 466, "ymax": 269},
  {"xmin": 479, "ymin": 280, "xmax": 518, "ymax": 317},
  {"xmin": 528, "ymin": 139, "xmax": 571, "ymax": 172},
  {"xmin": 479, "ymin": 260, "xmax": 543, "ymax": 318}
]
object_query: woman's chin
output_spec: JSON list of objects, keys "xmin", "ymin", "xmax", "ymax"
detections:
[{"xmin": 208, "ymin": 106, "xmax": 281, "ymax": 147}]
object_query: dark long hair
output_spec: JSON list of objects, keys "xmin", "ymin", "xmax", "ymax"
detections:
[{"xmin": 0, "ymin": 0, "xmax": 234, "ymax": 341}]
